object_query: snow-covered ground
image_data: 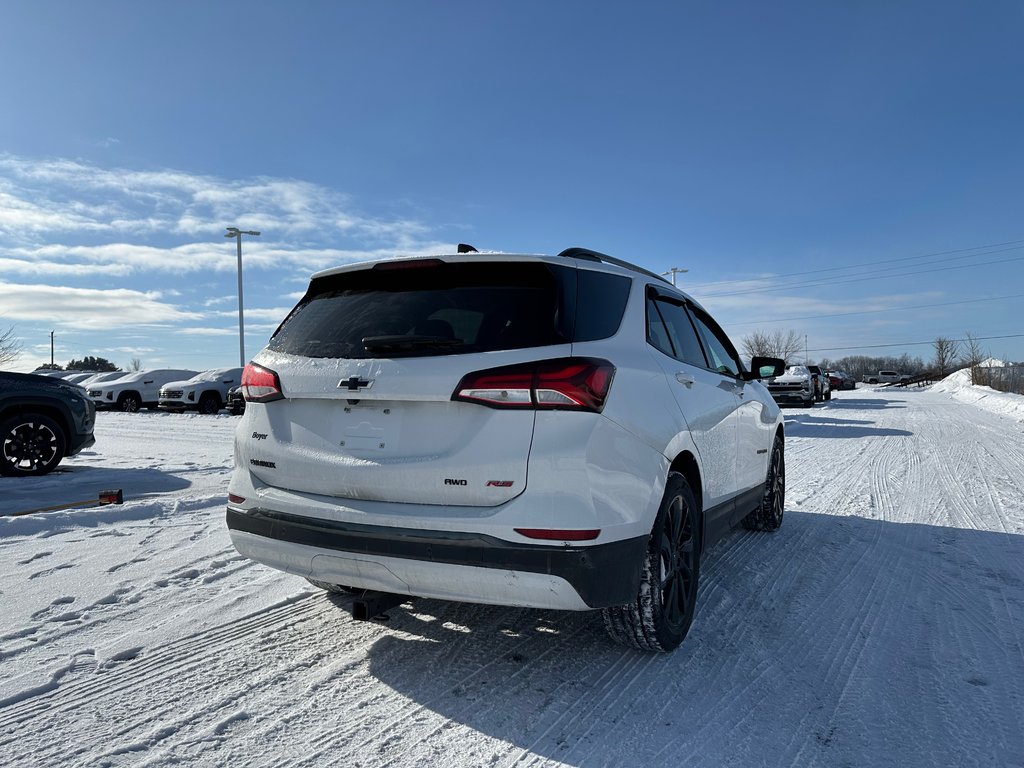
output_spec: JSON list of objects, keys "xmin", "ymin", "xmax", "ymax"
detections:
[{"xmin": 1, "ymin": 386, "xmax": 1023, "ymax": 767}]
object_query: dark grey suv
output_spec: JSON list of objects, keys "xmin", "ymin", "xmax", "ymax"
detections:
[{"xmin": 0, "ymin": 372, "xmax": 96, "ymax": 476}]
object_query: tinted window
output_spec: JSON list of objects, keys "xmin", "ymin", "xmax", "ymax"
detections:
[
  {"xmin": 574, "ymin": 270, "xmax": 631, "ymax": 342},
  {"xmin": 652, "ymin": 299, "xmax": 707, "ymax": 367},
  {"xmin": 646, "ymin": 299, "xmax": 675, "ymax": 357},
  {"xmin": 688, "ymin": 308, "xmax": 742, "ymax": 377},
  {"xmin": 270, "ymin": 262, "xmax": 575, "ymax": 359}
]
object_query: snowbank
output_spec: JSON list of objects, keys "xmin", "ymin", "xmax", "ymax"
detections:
[{"xmin": 931, "ymin": 366, "xmax": 1024, "ymax": 422}]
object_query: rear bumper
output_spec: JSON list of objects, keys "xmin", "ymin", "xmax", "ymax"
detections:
[{"xmin": 226, "ymin": 506, "xmax": 647, "ymax": 610}]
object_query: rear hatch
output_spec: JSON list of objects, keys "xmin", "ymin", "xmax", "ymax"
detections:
[{"xmin": 245, "ymin": 257, "xmax": 629, "ymax": 507}]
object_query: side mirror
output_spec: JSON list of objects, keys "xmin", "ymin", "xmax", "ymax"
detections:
[{"xmin": 744, "ymin": 356, "xmax": 785, "ymax": 381}]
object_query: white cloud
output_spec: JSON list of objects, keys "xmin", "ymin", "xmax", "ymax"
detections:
[
  {"xmin": 0, "ymin": 281, "xmax": 202, "ymax": 329},
  {"xmin": 0, "ymin": 154, "xmax": 443, "ymax": 245}
]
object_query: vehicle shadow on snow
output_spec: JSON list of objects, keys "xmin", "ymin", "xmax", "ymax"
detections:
[
  {"xmin": 825, "ymin": 397, "xmax": 907, "ymax": 410},
  {"xmin": 784, "ymin": 413, "xmax": 913, "ymax": 439},
  {"xmin": 0, "ymin": 466, "xmax": 191, "ymax": 517},
  {"xmin": 348, "ymin": 512, "xmax": 1024, "ymax": 766}
]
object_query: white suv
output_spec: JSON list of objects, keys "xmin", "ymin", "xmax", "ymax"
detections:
[
  {"xmin": 158, "ymin": 367, "xmax": 243, "ymax": 414},
  {"xmin": 88, "ymin": 369, "xmax": 198, "ymax": 412},
  {"xmin": 226, "ymin": 248, "xmax": 786, "ymax": 652}
]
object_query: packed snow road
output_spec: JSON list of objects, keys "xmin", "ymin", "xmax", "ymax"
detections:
[{"xmin": 1, "ymin": 389, "xmax": 1022, "ymax": 767}]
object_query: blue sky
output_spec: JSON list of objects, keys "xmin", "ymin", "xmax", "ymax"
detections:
[{"xmin": 2, "ymin": 1, "xmax": 1023, "ymax": 372}]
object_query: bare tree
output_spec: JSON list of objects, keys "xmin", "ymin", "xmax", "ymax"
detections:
[
  {"xmin": 933, "ymin": 336, "xmax": 961, "ymax": 377},
  {"xmin": 0, "ymin": 326, "xmax": 23, "ymax": 367},
  {"xmin": 129, "ymin": 357, "xmax": 143, "ymax": 371},
  {"xmin": 959, "ymin": 331, "xmax": 989, "ymax": 385},
  {"xmin": 960, "ymin": 331, "xmax": 987, "ymax": 368},
  {"xmin": 741, "ymin": 329, "xmax": 804, "ymax": 363}
]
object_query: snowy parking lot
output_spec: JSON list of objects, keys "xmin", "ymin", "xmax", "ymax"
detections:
[{"xmin": 1, "ymin": 385, "xmax": 1022, "ymax": 767}]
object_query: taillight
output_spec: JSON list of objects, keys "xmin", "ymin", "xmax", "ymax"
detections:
[
  {"xmin": 453, "ymin": 358, "xmax": 615, "ymax": 412},
  {"xmin": 241, "ymin": 363, "xmax": 284, "ymax": 403}
]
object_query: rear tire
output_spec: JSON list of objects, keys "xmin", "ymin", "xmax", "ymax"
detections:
[
  {"xmin": 602, "ymin": 471, "xmax": 701, "ymax": 653},
  {"xmin": 743, "ymin": 435, "xmax": 785, "ymax": 531},
  {"xmin": 0, "ymin": 413, "xmax": 67, "ymax": 477},
  {"xmin": 306, "ymin": 578, "xmax": 359, "ymax": 595},
  {"xmin": 824, "ymin": 390, "xmax": 832, "ymax": 401}
]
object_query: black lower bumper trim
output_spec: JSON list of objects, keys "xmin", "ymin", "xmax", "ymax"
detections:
[{"xmin": 226, "ymin": 507, "xmax": 647, "ymax": 609}]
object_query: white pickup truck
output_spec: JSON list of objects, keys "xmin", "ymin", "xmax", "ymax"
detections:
[{"xmin": 862, "ymin": 370, "xmax": 910, "ymax": 384}]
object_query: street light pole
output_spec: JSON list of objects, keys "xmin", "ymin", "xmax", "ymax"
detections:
[
  {"xmin": 661, "ymin": 267, "xmax": 689, "ymax": 286},
  {"xmin": 225, "ymin": 227, "xmax": 261, "ymax": 367}
]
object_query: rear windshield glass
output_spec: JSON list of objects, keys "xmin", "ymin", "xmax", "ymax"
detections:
[{"xmin": 269, "ymin": 261, "xmax": 631, "ymax": 359}]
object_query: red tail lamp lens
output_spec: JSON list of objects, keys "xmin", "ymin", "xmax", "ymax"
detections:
[
  {"xmin": 242, "ymin": 363, "xmax": 284, "ymax": 403},
  {"xmin": 453, "ymin": 358, "xmax": 614, "ymax": 412},
  {"xmin": 228, "ymin": 493, "xmax": 246, "ymax": 504}
]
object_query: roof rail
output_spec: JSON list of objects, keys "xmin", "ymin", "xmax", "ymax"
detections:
[{"xmin": 556, "ymin": 247, "xmax": 671, "ymax": 285}]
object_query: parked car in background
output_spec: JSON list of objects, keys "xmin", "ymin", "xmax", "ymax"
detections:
[
  {"xmin": 806, "ymin": 365, "xmax": 831, "ymax": 401},
  {"xmin": 765, "ymin": 365, "xmax": 815, "ymax": 407},
  {"xmin": 827, "ymin": 370, "xmax": 856, "ymax": 391},
  {"xmin": 88, "ymin": 369, "xmax": 198, "ymax": 412},
  {"xmin": 0, "ymin": 371, "xmax": 96, "ymax": 476},
  {"xmin": 78, "ymin": 371, "xmax": 127, "ymax": 390},
  {"xmin": 227, "ymin": 246, "xmax": 787, "ymax": 653},
  {"xmin": 158, "ymin": 367, "xmax": 243, "ymax": 414},
  {"xmin": 225, "ymin": 386, "xmax": 246, "ymax": 415}
]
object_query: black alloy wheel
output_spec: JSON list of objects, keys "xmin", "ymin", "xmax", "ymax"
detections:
[
  {"xmin": 603, "ymin": 471, "xmax": 701, "ymax": 652},
  {"xmin": 118, "ymin": 393, "xmax": 141, "ymax": 413},
  {"xmin": 743, "ymin": 434, "xmax": 785, "ymax": 531},
  {"xmin": 198, "ymin": 393, "xmax": 221, "ymax": 415},
  {"xmin": 0, "ymin": 413, "xmax": 67, "ymax": 477}
]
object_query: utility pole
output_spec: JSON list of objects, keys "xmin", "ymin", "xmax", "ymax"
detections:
[
  {"xmin": 805, "ymin": 334, "xmax": 809, "ymax": 364},
  {"xmin": 50, "ymin": 330, "xmax": 54, "ymax": 367},
  {"xmin": 225, "ymin": 227, "xmax": 261, "ymax": 367},
  {"xmin": 661, "ymin": 267, "xmax": 689, "ymax": 286}
]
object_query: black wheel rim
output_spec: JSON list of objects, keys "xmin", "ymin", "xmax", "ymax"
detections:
[
  {"xmin": 769, "ymin": 441, "xmax": 785, "ymax": 521},
  {"xmin": 659, "ymin": 494, "xmax": 696, "ymax": 631},
  {"xmin": 123, "ymin": 397, "xmax": 139, "ymax": 412},
  {"xmin": 3, "ymin": 421, "xmax": 58, "ymax": 472}
]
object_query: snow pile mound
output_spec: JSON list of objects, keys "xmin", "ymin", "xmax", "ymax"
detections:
[{"xmin": 931, "ymin": 366, "xmax": 1024, "ymax": 422}]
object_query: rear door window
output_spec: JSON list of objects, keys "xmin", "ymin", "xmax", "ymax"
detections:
[
  {"xmin": 646, "ymin": 295, "xmax": 707, "ymax": 368},
  {"xmin": 687, "ymin": 307, "xmax": 743, "ymax": 377}
]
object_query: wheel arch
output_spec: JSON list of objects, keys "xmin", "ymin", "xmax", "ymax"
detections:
[
  {"xmin": 668, "ymin": 450, "xmax": 704, "ymax": 549},
  {"xmin": 0, "ymin": 402, "xmax": 73, "ymax": 443}
]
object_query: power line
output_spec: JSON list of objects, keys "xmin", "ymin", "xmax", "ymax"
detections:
[
  {"xmin": 702, "ymin": 237, "xmax": 1024, "ymax": 288},
  {"xmin": 703, "ymin": 250, "xmax": 1024, "ymax": 297},
  {"xmin": 807, "ymin": 333, "xmax": 1024, "ymax": 353},
  {"xmin": 730, "ymin": 292, "xmax": 1024, "ymax": 326}
]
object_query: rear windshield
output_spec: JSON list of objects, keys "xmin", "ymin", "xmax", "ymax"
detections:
[{"xmin": 268, "ymin": 260, "xmax": 630, "ymax": 359}]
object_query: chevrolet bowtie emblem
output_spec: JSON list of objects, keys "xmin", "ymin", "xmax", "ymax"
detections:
[{"xmin": 339, "ymin": 376, "xmax": 373, "ymax": 391}]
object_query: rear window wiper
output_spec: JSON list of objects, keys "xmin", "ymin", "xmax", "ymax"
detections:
[{"xmin": 362, "ymin": 335, "xmax": 465, "ymax": 352}]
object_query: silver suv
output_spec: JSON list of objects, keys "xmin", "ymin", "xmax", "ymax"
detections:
[{"xmin": 227, "ymin": 248, "xmax": 786, "ymax": 651}]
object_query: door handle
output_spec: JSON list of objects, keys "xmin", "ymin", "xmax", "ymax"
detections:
[{"xmin": 675, "ymin": 372, "xmax": 695, "ymax": 387}]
